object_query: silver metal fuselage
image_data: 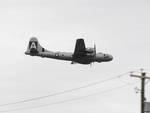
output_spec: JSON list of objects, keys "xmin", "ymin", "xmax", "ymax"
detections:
[
  {"xmin": 25, "ymin": 37, "xmax": 113, "ymax": 64},
  {"xmin": 25, "ymin": 50, "xmax": 113, "ymax": 64}
]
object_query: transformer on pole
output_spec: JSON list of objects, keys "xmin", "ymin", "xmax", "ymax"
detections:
[{"xmin": 131, "ymin": 71, "xmax": 150, "ymax": 113}]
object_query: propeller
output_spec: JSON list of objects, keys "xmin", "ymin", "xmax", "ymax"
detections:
[
  {"xmin": 90, "ymin": 43, "xmax": 96, "ymax": 67},
  {"xmin": 94, "ymin": 43, "xmax": 96, "ymax": 56}
]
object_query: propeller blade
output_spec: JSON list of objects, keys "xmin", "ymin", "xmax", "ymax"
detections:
[{"xmin": 94, "ymin": 44, "xmax": 96, "ymax": 55}]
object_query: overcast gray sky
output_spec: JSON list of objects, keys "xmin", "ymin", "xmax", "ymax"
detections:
[{"xmin": 0, "ymin": 0, "xmax": 150, "ymax": 113}]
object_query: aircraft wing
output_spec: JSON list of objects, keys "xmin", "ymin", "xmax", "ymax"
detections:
[{"xmin": 73, "ymin": 38, "xmax": 86, "ymax": 57}]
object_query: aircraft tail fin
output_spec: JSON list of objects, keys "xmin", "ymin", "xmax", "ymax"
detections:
[{"xmin": 25, "ymin": 37, "xmax": 45, "ymax": 55}]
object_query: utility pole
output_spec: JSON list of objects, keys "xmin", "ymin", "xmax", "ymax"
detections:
[{"xmin": 131, "ymin": 71, "xmax": 150, "ymax": 113}]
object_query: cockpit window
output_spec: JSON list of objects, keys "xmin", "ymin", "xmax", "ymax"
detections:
[{"xmin": 104, "ymin": 54, "xmax": 109, "ymax": 58}]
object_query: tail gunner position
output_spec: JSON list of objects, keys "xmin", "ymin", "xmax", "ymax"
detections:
[{"xmin": 25, "ymin": 37, "xmax": 113, "ymax": 65}]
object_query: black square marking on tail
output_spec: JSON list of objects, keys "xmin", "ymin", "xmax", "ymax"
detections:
[{"xmin": 29, "ymin": 41, "xmax": 38, "ymax": 49}]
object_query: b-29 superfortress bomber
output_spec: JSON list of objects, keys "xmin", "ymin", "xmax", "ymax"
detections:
[{"xmin": 25, "ymin": 37, "xmax": 113, "ymax": 65}]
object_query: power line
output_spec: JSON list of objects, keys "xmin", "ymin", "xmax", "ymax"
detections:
[
  {"xmin": 0, "ymin": 71, "xmax": 129, "ymax": 107},
  {"xmin": 0, "ymin": 81, "xmax": 137, "ymax": 113}
]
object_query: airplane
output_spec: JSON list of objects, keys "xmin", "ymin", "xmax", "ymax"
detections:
[{"xmin": 25, "ymin": 37, "xmax": 113, "ymax": 65}]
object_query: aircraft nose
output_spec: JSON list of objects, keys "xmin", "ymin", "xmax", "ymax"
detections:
[
  {"xmin": 104, "ymin": 54, "xmax": 113, "ymax": 61},
  {"xmin": 109, "ymin": 55, "xmax": 113, "ymax": 61}
]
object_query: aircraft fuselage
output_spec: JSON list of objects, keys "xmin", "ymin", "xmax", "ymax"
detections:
[
  {"xmin": 25, "ymin": 37, "xmax": 113, "ymax": 65},
  {"xmin": 25, "ymin": 50, "xmax": 113, "ymax": 64}
]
